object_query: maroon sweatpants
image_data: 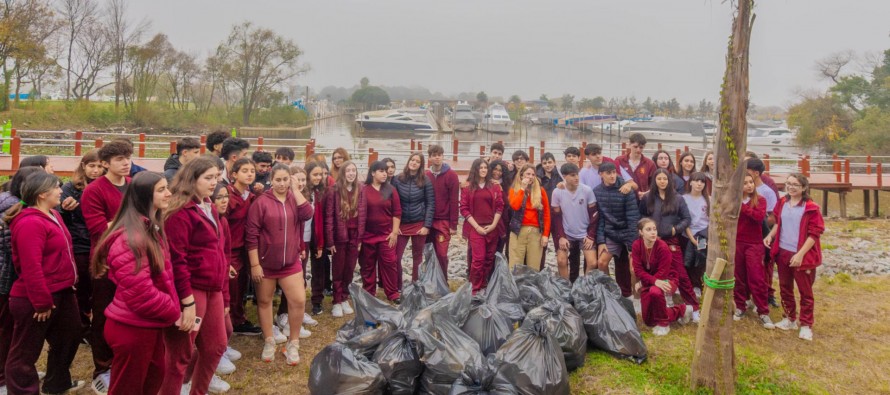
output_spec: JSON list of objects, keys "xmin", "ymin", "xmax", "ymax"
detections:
[
  {"xmin": 396, "ymin": 222, "xmax": 427, "ymax": 283},
  {"xmin": 91, "ymin": 276, "xmax": 116, "ymax": 378},
  {"xmin": 468, "ymin": 230, "xmax": 499, "ymax": 294},
  {"xmin": 668, "ymin": 245, "xmax": 699, "ymax": 311},
  {"xmin": 106, "ymin": 318, "xmax": 166, "ymax": 395},
  {"xmin": 614, "ymin": 247, "xmax": 632, "ymax": 298},
  {"xmin": 332, "ymin": 229, "xmax": 360, "ymax": 305},
  {"xmin": 160, "ymin": 290, "xmax": 226, "ymax": 395},
  {"xmin": 734, "ymin": 241, "xmax": 770, "ymax": 315},
  {"xmin": 640, "ymin": 282, "xmax": 685, "ymax": 327},
  {"xmin": 228, "ymin": 248, "xmax": 249, "ymax": 326},
  {"xmin": 775, "ymin": 249, "xmax": 817, "ymax": 327},
  {"xmin": 359, "ymin": 239, "xmax": 401, "ymax": 301},
  {"xmin": 0, "ymin": 295, "xmax": 10, "ymax": 387},
  {"xmin": 427, "ymin": 219, "xmax": 452, "ymax": 276},
  {"xmin": 6, "ymin": 292, "xmax": 81, "ymax": 395}
]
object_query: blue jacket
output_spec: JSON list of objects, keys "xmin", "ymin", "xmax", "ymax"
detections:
[
  {"xmin": 391, "ymin": 174, "xmax": 435, "ymax": 227},
  {"xmin": 594, "ymin": 178, "xmax": 641, "ymax": 247}
]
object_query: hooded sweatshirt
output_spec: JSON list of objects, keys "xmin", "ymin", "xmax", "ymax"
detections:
[
  {"xmin": 770, "ymin": 197, "xmax": 825, "ymax": 270},
  {"xmin": 425, "ymin": 163, "xmax": 460, "ymax": 231},
  {"xmin": 10, "ymin": 208, "xmax": 77, "ymax": 311},
  {"xmin": 163, "ymin": 154, "xmax": 181, "ymax": 181},
  {"xmin": 245, "ymin": 190, "xmax": 314, "ymax": 275}
]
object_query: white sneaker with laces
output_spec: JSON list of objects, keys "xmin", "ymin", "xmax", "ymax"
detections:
[
  {"xmin": 733, "ymin": 309, "xmax": 744, "ymax": 321},
  {"xmin": 678, "ymin": 305, "xmax": 693, "ymax": 325},
  {"xmin": 91, "ymin": 371, "xmax": 110, "ymax": 394},
  {"xmin": 759, "ymin": 315, "xmax": 775, "ymax": 329},
  {"xmin": 224, "ymin": 346, "xmax": 241, "ymax": 362},
  {"xmin": 215, "ymin": 354, "xmax": 236, "ymax": 375},
  {"xmin": 332, "ymin": 303, "xmax": 344, "ymax": 318},
  {"xmin": 283, "ymin": 340, "xmax": 300, "ymax": 366},
  {"xmin": 652, "ymin": 325, "xmax": 670, "ymax": 336},
  {"xmin": 799, "ymin": 326, "xmax": 813, "ymax": 341},
  {"xmin": 208, "ymin": 374, "xmax": 231, "ymax": 394},
  {"xmin": 302, "ymin": 312, "xmax": 319, "ymax": 327},
  {"xmin": 746, "ymin": 299, "xmax": 755, "ymax": 311},
  {"xmin": 277, "ymin": 313, "xmax": 291, "ymax": 333},
  {"xmin": 300, "ymin": 326, "xmax": 312, "ymax": 339},
  {"xmin": 691, "ymin": 309, "xmax": 701, "ymax": 324},
  {"xmin": 775, "ymin": 318, "xmax": 799, "ymax": 331},
  {"xmin": 261, "ymin": 337, "xmax": 276, "ymax": 362},
  {"xmin": 272, "ymin": 325, "xmax": 288, "ymax": 344},
  {"xmin": 341, "ymin": 300, "xmax": 354, "ymax": 315}
]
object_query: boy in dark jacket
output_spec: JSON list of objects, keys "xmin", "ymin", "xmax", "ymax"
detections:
[
  {"xmin": 425, "ymin": 145, "xmax": 459, "ymax": 273},
  {"xmin": 593, "ymin": 162, "xmax": 640, "ymax": 297},
  {"xmin": 163, "ymin": 137, "xmax": 201, "ymax": 182}
]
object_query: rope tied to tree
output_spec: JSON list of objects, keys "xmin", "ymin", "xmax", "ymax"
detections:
[{"xmin": 703, "ymin": 273, "xmax": 735, "ymax": 290}]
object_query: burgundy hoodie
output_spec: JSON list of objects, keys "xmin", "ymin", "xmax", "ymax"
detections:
[
  {"xmin": 226, "ymin": 184, "xmax": 255, "ymax": 251},
  {"xmin": 165, "ymin": 199, "xmax": 228, "ymax": 299},
  {"xmin": 82, "ymin": 176, "xmax": 129, "ymax": 247},
  {"xmin": 737, "ymin": 196, "xmax": 767, "ymax": 244},
  {"xmin": 631, "ymin": 238, "xmax": 672, "ymax": 287},
  {"xmin": 426, "ymin": 163, "xmax": 460, "ymax": 231},
  {"xmin": 245, "ymin": 190, "xmax": 314, "ymax": 274},
  {"xmin": 325, "ymin": 184, "xmax": 362, "ymax": 245},
  {"xmin": 770, "ymin": 197, "xmax": 825, "ymax": 270},
  {"xmin": 10, "ymin": 208, "xmax": 77, "ymax": 311}
]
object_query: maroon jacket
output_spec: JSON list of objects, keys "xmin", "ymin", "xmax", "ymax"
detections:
[
  {"xmin": 82, "ymin": 176, "xmax": 129, "ymax": 248},
  {"xmin": 614, "ymin": 155, "xmax": 657, "ymax": 193},
  {"xmin": 358, "ymin": 183, "xmax": 402, "ymax": 243},
  {"xmin": 737, "ymin": 196, "xmax": 766, "ymax": 245},
  {"xmin": 631, "ymin": 238, "xmax": 672, "ymax": 287},
  {"xmin": 10, "ymin": 208, "xmax": 77, "ymax": 311},
  {"xmin": 325, "ymin": 184, "xmax": 362, "ymax": 245},
  {"xmin": 426, "ymin": 164, "xmax": 460, "ymax": 231},
  {"xmin": 165, "ymin": 200, "xmax": 228, "ymax": 299},
  {"xmin": 245, "ymin": 190, "xmax": 314, "ymax": 272},
  {"xmin": 770, "ymin": 197, "xmax": 825, "ymax": 270},
  {"xmin": 104, "ymin": 228, "xmax": 179, "ymax": 328},
  {"xmin": 459, "ymin": 183, "xmax": 504, "ymax": 239},
  {"xmin": 226, "ymin": 184, "xmax": 255, "ymax": 251}
]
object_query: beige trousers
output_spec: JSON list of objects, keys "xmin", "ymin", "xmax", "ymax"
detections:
[{"xmin": 509, "ymin": 225, "xmax": 544, "ymax": 271}]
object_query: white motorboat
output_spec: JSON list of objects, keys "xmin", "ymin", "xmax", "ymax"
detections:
[
  {"xmin": 451, "ymin": 101, "xmax": 477, "ymax": 132},
  {"xmin": 623, "ymin": 119, "xmax": 710, "ymax": 143},
  {"xmin": 748, "ymin": 127, "xmax": 796, "ymax": 147},
  {"xmin": 355, "ymin": 110, "xmax": 435, "ymax": 130},
  {"xmin": 481, "ymin": 104, "xmax": 514, "ymax": 134}
]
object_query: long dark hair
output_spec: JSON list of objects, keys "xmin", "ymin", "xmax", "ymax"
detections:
[
  {"xmin": 2, "ymin": 167, "xmax": 45, "ymax": 222},
  {"xmin": 305, "ymin": 161, "xmax": 328, "ymax": 197},
  {"xmin": 676, "ymin": 152, "xmax": 697, "ymax": 178},
  {"xmin": 645, "ymin": 168, "xmax": 679, "ymax": 215},
  {"xmin": 685, "ymin": 171, "xmax": 711, "ymax": 214},
  {"xmin": 92, "ymin": 172, "xmax": 167, "ymax": 279},
  {"xmin": 488, "ymin": 159, "xmax": 511, "ymax": 186},
  {"xmin": 72, "ymin": 150, "xmax": 102, "ymax": 190},
  {"xmin": 19, "ymin": 155, "xmax": 49, "ymax": 169},
  {"xmin": 651, "ymin": 150, "xmax": 677, "ymax": 174},
  {"xmin": 365, "ymin": 160, "xmax": 393, "ymax": 199},
  {"xmin": 397, "ymin": 153, "xmax": 427, "ymax": 187},
  {"xmin": 336, "ymin": 161, "xmax": 360, "ymax": 221},
  {"xmin": 467, "ymin": 158, "xmax": 490, "ymax": 191},
  {"xmin": 166, "ymin": 156, "xmax": 219, "ymax": 221}
]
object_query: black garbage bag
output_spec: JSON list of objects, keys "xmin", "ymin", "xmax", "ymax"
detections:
[
  {"xmin": 517, "ymin": 284, "xmax": 544, "ymax": 313},
  {"xmin": 523, "ymin": 300, "xmax": 587, "ymax": 371},
  {"xmin": 462, "ymin": 303, "xmax": 513, "ymax": 356},
  {"xmin": 337, "ymin": 283, "xmax": 406, "ymax": 358},
  {"xmin": 494, "ymin": 318, "xmax": 570, "ymax": 395},
  {"xmin": 511, "ymin": 264, "xmax": 538, "ymax": 288},
  {"xmin": 449, "ymin": 355, "xmax": 518, "ymax": 395},
  {"xmin": 372, "ymin": 331, "xmax": 423, "ymax": 395},
  {"xmin": 309, "ymin": 342, "xmax": 386, "ymax": 395},
  {"xmin": 571, "ymin": 270, "xmax": 647, "ymax": 364},
  {"xmin": 537, "ymin": 270, "xmax": 573, "ymax": 305},
  {"xmin": 418, "ymin": 243, "xmax": 452, "ymax": 298},
  {"xmin": 478, "ymin": 253, "xmax": 524, "ymax": 324}
]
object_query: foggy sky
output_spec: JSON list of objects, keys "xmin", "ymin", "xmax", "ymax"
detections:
[{"xmin": 129, "ymin": 0, "xmax": 889, "ymax": 107}]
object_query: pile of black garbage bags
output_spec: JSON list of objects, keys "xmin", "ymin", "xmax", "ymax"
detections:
[{"xmin": 309, "ymin": 245, "xmax": 648, "ymax": 395}]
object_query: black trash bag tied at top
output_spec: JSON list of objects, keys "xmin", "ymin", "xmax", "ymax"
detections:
[
  {"xmin": 337, "ymin": 283, "xmax": 407, "ymax": 358},
  {"xmin": 571, "ymin": 270, "xmax": 648, "ymax": 364},
  {"xmin": 400, "ymin": 244, "xmax": 452, "ymax": 322},
  {"xmin": 511, "ymin": 264, "xmax": 572, "ymax": 308},
  {"xmin": 476, "ymin": 253, "xmax": 524, "ymax": 324},
  {"xmin": 522, "ymin": 299, "xmax": 588, "ymax": 371},
  {"xmin": 462, "ymin": 302, "xmax": 514, "ymax": 356},
  {"xmin": 448, "ymin": 354, "xmax": 518, "ymax": 395},
  {"xmin": 494, "ymin": 318, "xmax": 570, "ymax": 395},
  {"xmin": 308, "ymin": 342, "xmax": 386, "ymax": 395},
  {"xmin": 372, "ymin": 330, "xmax": 423, "ymax": 395}
]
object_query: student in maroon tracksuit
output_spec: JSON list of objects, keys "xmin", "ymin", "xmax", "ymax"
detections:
[
  {"xmin": 734, "ymin": 174, "xmax": 775, "ymax": 329},
  {"xmin": 81, "ymin": 140, "xmax": 132, "ymax": 392},
  {"xmin": 764, "ymin": 173, "xmax": 824, "ymax": 341},
  {"xmin": 460, "ymin": 158, "xmax": 504, "ymax": 294},
  {"xmin": 425, "ymin": 145, "xmax": 459, "ymax": 276},
  {"xmin": 6, "ymin": 172, "xmax": 84, "ymax": 394},
  {"xmin": 225, "ymin": 158, "xmax": 261, "ymax": 335},
  {"xmin": 246, "ymin": 165, "xmax": 313, "ymax": 365},
  {"xmin": 632, "ymin": 218, "xmax": 692, "ymax": 336},
  {"xmin": 325, "ymin": 161, "xmax": 361, "ymax": 318},
  {"xmin": 357, "ymin": 161, "xmax": 402, "ymax": 303},
  {"xmin": 160, "ymin": 157, "xmax": 229, "ymax": 395},
  {"xmin": 614, "ymin": 133, "xmax": 657, "ymax": 197},
  {"xmin": 91, "ymin": 172, "xmax": 178, "ymax": 395},
  {"xmin": 305, "ymin": 161, "xmax": 331, "ymax": 315}
]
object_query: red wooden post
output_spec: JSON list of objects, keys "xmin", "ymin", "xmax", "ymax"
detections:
[
  {"xmin": 867, "ymin": 155, "xmax": 872, "ymax": 175},
  {"xmin": 138, "ymin": 133, "xmax": 146, "ymax": 158},
  {"xmin": 657, "ymin": 142, "xmax": 663, "ymax": 150},
  {"xmin": 684, "ymin": 145, "xmax": 689, "ymax": 152},
  {"xmin": 10, "ymin": 128, "xmax": 16, "ymax": 138},
  {"xmin": 74, "ymin": 131, "xmax": 83, "ymax": 156},
  {"xmin": 877, "ymin": 163, "xmax": 883, "ymax": 189},
  {"xmin": 763, "ymin": 153, "xmax": 771, "ymax": 174},
  {"xmin": 479, "ymin": 145, "xmax": 485, "ymax": 157},
  {"xmin": 418, "ymin": 142, "xmax": 423, "ymax": 152},
  {"xmin": 410, "ymin": 139, "xmax": 416, "ymax": 151},
  {"xmin": 257, "ymin": 136, "xmax": 264, "ymax": 152},
  {"xmin": 200, "ymin": 134, "xmax": 207, "ymax": 154},
  {"xmin": 540, "ymin": 140, "xmax": 545, "ymax": 160},
  {"xmin": 529, "ymin": 146, "xmax": 535, "ymax": 163},
  {"xmin": 844, "ymin": 159, "xmax": 850, "ymax": 184},
  {"xmin": 581, "ymin": 141, "xmax": 587, "ymax": 152},
  {"xmin": 675, "ymin": 149, "xmax": 682, "ymax": 166},
  {"xmin": 452, "ymin": 139, "xmax": 459, "ymax": 162},
  {"xmin": 95, "ymin": 139, "xmax": 103, "ymax": 148},
  {"xmin": 368, "ymin": 148, "xmax": 374, "ymax": 167},
  {"xmin": 10, "ymin": 137, "xmax": 21, "ymax": 171},
  {"xmin": 833, "ymin": 154, "xmax": 841, "ymax": 182},
  {"xmin": 169, "ymin": 141, "xmax": 177, "ymax": 154}
]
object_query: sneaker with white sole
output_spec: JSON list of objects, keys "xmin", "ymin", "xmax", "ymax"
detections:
[
  {"xmin": 216, "ymin": 354, "xmax": 236, "ymax": 375},
  {"xmin": 277, "ymin": 313, "xmax": 291, "ymax": 333},
  {"xmin": 91, "ymin": 372, "xmax": 110, "ymax": 394},
  {"xmin": 775, "ymin": 318, "xmax": 799, "ymax": 331},
  {"xmin": 652, "ymin": 325, "xmax": 670, "ymax": 336},
  {"xmin": 283, "ymin": 340, "xmax": 300, "ymax": 366},
  {"xmin": 341, "ymin": 301, "xmax": 354, "ymax": 315},
  {"xmin": 332, "ymin": 303, "xmax": 344, "ymax": 318},
  {"xmin": 746, "ymin": 299, "xmax": 755, "ymax": 311},
  {"xmin": 1, "ymin": 385, "xmax": 6, "ymax": 395},
  {"xmin": 733, "ymin": 308, "xmax": 744, "ymax": 321},
  {"xmin": 224, "ymin": 346, "xmax": 241, "ymax": 362},
  {"xmin": 799, "ymin": 326, "xmax": 813, "ymax": 341},
  {"xmin": 694, "ymin": 287, "xmax": 702, "ymax": 299},
  {"xmin": 180, "ymin": 382, "xmax": 191, "ymax": 395},
  {"xmin": 302, "ymin": 312, "xmax": 318, "ymax": 326},
  {"xmin": 261, "ymin": 337, "xmax": 276, "ymax": 362},
  {"xmin": 208, "ymin": 374, "xmax": 230, "ymax": 394},
  {"xmin": 300, "ymin": 326, "xmax": 312, "ymax": 338},
  {"xmin": 272, "ymin": 325, "xmax": 288, "ymax": 344},
  {"xmin": 759, "ymin": 315, "xmax": 775, "ymax": 329},
  {"xmin": 679, "ymin": 305, "xmax": 693, "ymax": 325},
  {"xmin": 691, "ymin": 309, "xmax": 701, "ymax": 324}
]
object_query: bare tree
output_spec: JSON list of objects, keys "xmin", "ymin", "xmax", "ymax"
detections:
[
  {"xmin": 165, "ymin": 51, "xmax": 200, "ymax": 110},
  {"xmin": 815, "ymin": 50, "xmax": 855, "ymax": 84},
  {"xmin": 127, "ymin": 33, "xmax": 173, "ymax": 111},
  {"xmin": 58, "ymin": 0, "xmax": 97, "ymax": 100},
  {"xmin": 105, "ymin": 0, "xmax": 149, "ymax": 108},
  {"xmin": 69, "ymin": 23, "xmax": 112, "ymax": 99}
]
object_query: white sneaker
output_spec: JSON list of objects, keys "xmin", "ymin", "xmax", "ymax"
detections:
[
  {"xmin": 302, "ymin": 312, "xmax": 318, "ymax": 326},
  {"xmin": 332, "ymin": 303, "xmax": 344, "ymax": 318},
  {"xmin": 300, "ymin": 326, "xmax": 312, "ymax": 339},
  {"xmin": 665, "ymin": 295, "xmax": 674, "ymax": 308},
  {"xmin": 276, "ymin": 314, "xmax": 290, "ymax": 333},
  {"xmin": 733, "ymin": 308, "xmax": 744, "ymax": 321},
  {"xmin": 799, "ymin": 326, "xmax": 813, "ymax": 341},
  {"xmin": 691, "ymin": 309, "xmax": 701, "ymax": 324},
  {"xmin": 746, "ymin": 299, "xmax": 755, "ymax": 311},
  {"xmin": 775, "ymin": 318, "xmax": 799, "ymax": 331},
  {"xmin": 272, "ymin": 325, "xmax": 288, "ymax": 344},
  {"xmin": 282, "ymin": 340, "xmax": 300, "ymax": 366},
  {"xmin": 0, "ymin": 385, "xmax": 6, "ymax": 395},
  {"xmin": 759, "ymin": 315, "xmax": 775, "ymax": 329},
  {"xmin": 37, "ymin": 372, "xmax": 46, "ymax": 380},
  {"xmin": 91, "ymin": 372, "xmax": 110, "ymax": 394},
  {"xmin": 261, "ymin": 337, "xmax": 276, "ymax": 362},
  {"xmin": 679, "ymin": 305, "xmax": 693, "ymax": 325},
  {"xmin": 224, "ymin": 346, "xmax": 241, "ymax": 362},
  {"xmin": 694, "ymin": 287, "xmax": 702, "ymax": 299},
  {"xmin": 652, "ymin": 325, "xmax": 670, "ymax": 336},
  {"xmin": 180, "ymin": 382, "xmax": 191, "ymax": 395},
  {"xmin": 216, "ymin": 354, "xmax": 236, "ymax": 375},
  {"xmin": 341, "ymin": 300, "xmax": 354, "ymax": 315},
  {"xmin": 208, "ymin": 374, "xmax": 231, "ymax": 394}
]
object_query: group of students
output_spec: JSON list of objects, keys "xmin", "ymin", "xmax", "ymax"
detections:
[{"xmin": 0, "ymin": 131, "xmax": 824, "ymax": 395}]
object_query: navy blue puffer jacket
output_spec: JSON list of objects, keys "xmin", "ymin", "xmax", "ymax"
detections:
[
  {"xmin": 391, "ymin": 174, "xmax": 435, "ymax": 227},
  {"xmin": 593, "ymin": 178, "xmax": 641, "ymax": 247}
]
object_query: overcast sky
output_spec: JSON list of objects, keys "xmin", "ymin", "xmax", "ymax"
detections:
[{"xmin": 129, "ymin": 0, "xmax": 889, "ymax": 107}]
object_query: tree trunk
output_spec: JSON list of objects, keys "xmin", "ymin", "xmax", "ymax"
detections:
[{"xmin": 690, "ymin": 1, "xmax": 755, "ymax": 394}]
